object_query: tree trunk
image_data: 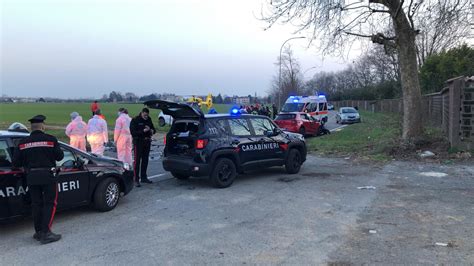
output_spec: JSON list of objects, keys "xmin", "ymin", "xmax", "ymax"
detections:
[{"xmin": 392, "ymin": 11, "xmax": 423, "ymax": 144}]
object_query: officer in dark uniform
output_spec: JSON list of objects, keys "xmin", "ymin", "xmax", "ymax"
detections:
[
  {"xmin": 130, "ymin": 108, "xmax": 155, "ymax": 187},
  {"xmin": 13, "ymin": 115, "xmax": 64, "ymax": 244}
]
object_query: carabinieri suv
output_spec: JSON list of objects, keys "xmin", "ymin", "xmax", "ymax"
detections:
[{"xmin": 144, "ymin": 100, "xmax": 307, "ymax": 188}]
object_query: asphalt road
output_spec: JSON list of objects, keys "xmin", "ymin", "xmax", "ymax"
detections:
[{"xmin": 1, "ymin": 154, "xmax": 473, "ymax": 264}]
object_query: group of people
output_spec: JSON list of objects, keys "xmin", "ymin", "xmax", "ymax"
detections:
[
  {"xmin": 12, "ymin": 104, "xmax": 156, "ymax": 245},
  {"xmin": 65, "ymin": 102, "xmax": 155, "ymax": 187},
  {"xmin": 239, "ymin": 103, "xmax": 279, "ymax": 119}
]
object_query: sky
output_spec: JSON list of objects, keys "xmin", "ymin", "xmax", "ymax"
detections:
[{"xmin": 0, "ymin": 0, "xmax": 351, "ymax": 98}]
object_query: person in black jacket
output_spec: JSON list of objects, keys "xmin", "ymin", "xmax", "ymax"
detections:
[
  {"xmin": 13, "ymin": 115, "xmax": 64, "ymax": 244},
  {"xmin": 130, "ymin": 108, "xmax": 155, "ymax": 187}
]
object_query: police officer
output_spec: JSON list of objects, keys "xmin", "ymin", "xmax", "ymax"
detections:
[
  {"xmin": 13, "ymin": 115, "xmax": 64, "ymax": 244},
  {"xmin": 130, "ymin": 108, "xmax": 155, "ymax": 187}
]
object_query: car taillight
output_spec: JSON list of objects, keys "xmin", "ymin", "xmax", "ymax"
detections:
[{"xmin": 195, "ymin": 139, "xmax": 208, "ymax": 149}]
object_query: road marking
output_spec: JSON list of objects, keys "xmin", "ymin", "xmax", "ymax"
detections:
[
  {"xmin": 330, "ymin": 125, "xmax": 347, "ymax": 132},
  {"xmin": 148, "ymin": 173, "xmax": 166, "ymax": 179}
]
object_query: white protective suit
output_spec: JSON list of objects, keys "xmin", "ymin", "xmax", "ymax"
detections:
[
  {"xmin": 114, "ymin": 113, "xmax": 133, "ymax": 164},
  {"xmin": 87, "ymin": 115, "xmax": 108, "ymax": 155},
  {"xmin": 65, "ymin": 116, "xmax": 87, "ymax": 151}
]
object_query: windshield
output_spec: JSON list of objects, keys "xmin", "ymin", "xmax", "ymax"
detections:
[
  {"xmin": 281, "ymin": 103, "xmax": 305, "ymax": 112},
  {"xmin": 275, "ymin": 114, "xmax": 296, "ymax": 120},
  {"xmin": 341, "ymin": 108, "xmax": 358, "ymax": 114}
]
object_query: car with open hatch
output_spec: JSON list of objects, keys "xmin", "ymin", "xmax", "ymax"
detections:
[
  {"xmin": 144, "ymin": 100, "xmax": 307, "ymax": 188},
  {"xmin": 0, "ymin": 127, "xmax": 134, "ymax": 222}
]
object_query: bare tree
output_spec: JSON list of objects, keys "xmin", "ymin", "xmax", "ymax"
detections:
[
  {"xmin": 261, "ymin": 0, "xmax": 469, "ymax": 144},
  {"xmin": 415, "ymin": 0, "xmax": 471, "ymax": 66},
  {"xmin": 271, "ymin": 46, "xmax": 304, "ymax": 106}
]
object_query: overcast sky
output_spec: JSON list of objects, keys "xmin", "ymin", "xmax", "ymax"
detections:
[{"xmin": 1, "ymin": 0, "xmax": 351, "ymax": 98}]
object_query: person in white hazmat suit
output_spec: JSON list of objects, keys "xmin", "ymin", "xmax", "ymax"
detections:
[
  {"xmin": 114, "ymin": 108, "xmax": 132, "ymax": 164},
  {"xmin": 65, "ymin": 112, "xmax": 87, "ymax": 152},
  {"xmin": 87, "ymin": 112, "xmax": 108, "ymax": 155}
]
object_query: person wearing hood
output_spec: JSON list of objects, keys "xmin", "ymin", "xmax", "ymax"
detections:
[
  {"xmin": 114, "ymin": 108, "xmax": 132, "ymax": 165},
  {"xmin": 65, "ymin": 112, "xmax": 87, "ymax": 152},
  {"xmin": 87, "ymin": 112, "xmax": 108, "ymax": 155}
]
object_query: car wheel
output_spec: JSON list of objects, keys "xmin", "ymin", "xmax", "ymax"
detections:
[
  {"xmin": 93, "ymin": 177, "xmax": 120, "ymax": 212},
  {"xmin": 299, "ymin": 127, "xmax": 306, "ymax": 136},
  {"xmin": 158, "ymin": 117, "xmax": 166, "ymax": 127},
  {"xmin": 172, "ymin": 172, "xmax": 190, "ymax": 180},
  {"xmin": 285, "ymin": 149, "xmax": 302, "ymax": 174},
  {"xmin": 210, "ymin": 158, "xmax": 237, "ymax": 188}
]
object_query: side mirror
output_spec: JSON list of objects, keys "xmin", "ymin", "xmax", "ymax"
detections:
[
  {"xmin": 73, "ymin": 158, "xmax": 85, "ymax": 169},
  {"xmin": 265, "ymin": 130, "xmax": 275, "ymax": 137}
]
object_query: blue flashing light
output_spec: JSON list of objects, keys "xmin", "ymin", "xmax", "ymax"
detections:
[
  {"xmin": 289, "ymin": 96, "xmax": 295, "ymax": 99},
  {"xmin": 230, "ymin": 107, "xmax": 240, "ymax": 115},
  {"xmin": 293, "ymin": 99, "xmax": 299, "ymax": 103}
]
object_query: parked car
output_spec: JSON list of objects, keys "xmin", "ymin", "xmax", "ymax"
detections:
[
  {"xmin": 144, "ymin": 100, "xmax": 307, "ymax": 188},
  {"xmin": 327, "ymin": 103, "xmax": 334, "ymax": 110},
  {"xmin": 336, "ymin": 107, "xmax": 361, "ymax": 124},
  {"xmin": 0, "ymin": 129, "xmax": 134, "ymax": 221},
  {"xmin": 158, "ymin": 111, "xmax": 173, "ymax": 126},
  {"xmin": 274, "ymin": 112, "xmax": 320, "ymax": 136}
]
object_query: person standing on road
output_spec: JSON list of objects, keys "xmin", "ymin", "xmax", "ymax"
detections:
[
  {"xmin": 90, "ymin": 100, "xmax": 100, "ymax": 117},
  {"xmin": 87, "ymin": 112, "xmax": 108, "ymax": 155},
  {"xmin": 272, "ymin": 104, "xmax": 278, "ymax": 119},
  {"xmin": 12, "ymin": 115, "xmax": 64, "ymax": 245},
  {"xmin": 114, "ymin": 108, "xmax": 132, "ymax": 165},
  {"xmin": 130, "ymin": 108, "xmax": 155, "ymax": 187},
  {"xmin": 65, "ymin": 112, "xmax": 87, "ymax": 152}
]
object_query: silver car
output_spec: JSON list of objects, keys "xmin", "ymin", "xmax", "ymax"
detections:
[{"xmin": 336, "ymin": 107, "xmax": 361, "ymax": 124}]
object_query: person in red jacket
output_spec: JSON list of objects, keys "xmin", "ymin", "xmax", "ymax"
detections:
[{"xmin": 90, "ymin": 101, "xmax": 100, "ymax": 117}]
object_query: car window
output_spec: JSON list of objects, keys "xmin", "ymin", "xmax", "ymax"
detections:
[
  {"xmin": 56, "ymin": 147, "xmax": 76, "ymax": 168},
  {"xmin": 228, "ymin": 118, "xmax": 252, "ymax": 136},
  {"xmin": 0, "ymin": 140, "xmax": 12, "ymax": 167},
  {"xmin": 301, "ymin": 114, "xmax": 310, "ymax": 120},
  {"xmin": 250, "ymin": 118, "xmax": 275, "ymax": 136},
  {"xmin": 319, "ymin": 103, "xmax": 326, "ymax": 111},
  {"xmin": 275, "ymin": 114, "xmax": 296, "ymax": 120}
]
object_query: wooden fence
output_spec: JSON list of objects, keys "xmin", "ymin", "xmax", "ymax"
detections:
[{"xmin": 331, "ymin": 76, "xmax": 474, "ymax": 149}]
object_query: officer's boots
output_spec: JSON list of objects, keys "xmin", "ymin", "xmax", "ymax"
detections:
[{"xmin": 40, "ymin": 231, "xmax": 62, "ymax": 244}]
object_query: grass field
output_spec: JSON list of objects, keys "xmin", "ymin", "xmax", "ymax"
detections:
[
  {"xmin": 307, "ymin": 111, "xmax": 402, "ymax": 161},
  {"xmin": 0, "ymin": 102, "xmax": 232, "ymax": 141}
]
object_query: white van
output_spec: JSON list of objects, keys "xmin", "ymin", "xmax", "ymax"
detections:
[{"xmin": 281, "ymin": 95, "xmax": 329, "ymax": 123}]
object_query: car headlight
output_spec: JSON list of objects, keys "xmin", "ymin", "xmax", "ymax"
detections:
[{"xmin": 123, "ymin": 163, "xmax": 131, "ymax": 171}]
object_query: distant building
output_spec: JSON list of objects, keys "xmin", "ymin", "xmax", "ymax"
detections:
[{"xmin": 233, "ymin": 96, "xmax": 250, "ymax": 105}]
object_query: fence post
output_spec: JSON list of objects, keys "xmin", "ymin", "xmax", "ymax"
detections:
[{"xmin": 448, "ymin": 77, "xmax": 464, "ymax": 148}]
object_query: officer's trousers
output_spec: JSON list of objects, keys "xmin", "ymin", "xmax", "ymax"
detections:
[
  {"xmin": 29, "ymin": 183, "xmax": 58, "ymax": 233},
  {"xmin": 133, "ymin": 138, "xmax": 151, "ymax": 182}
]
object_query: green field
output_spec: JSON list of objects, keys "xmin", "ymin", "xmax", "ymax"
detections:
[{"xmin": 0, "ymin": 102, "xmax": 232, "ymax": 141}]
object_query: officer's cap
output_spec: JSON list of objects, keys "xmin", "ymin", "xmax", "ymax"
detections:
[{"xmin": 28, "ymin": 115, "xmax": 46, "ymax": 123}]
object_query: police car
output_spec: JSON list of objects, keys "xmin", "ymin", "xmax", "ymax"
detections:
[
  {"xmin": 0, "ymin": 127, "xmax": 134, "ymax": 221},
  {"xmin": 144, "ymin": 100, "xmax": 307, "ymax": 188}
]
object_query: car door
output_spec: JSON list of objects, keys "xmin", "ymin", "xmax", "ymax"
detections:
[
  {"xmin": 55, "ymin": 146, "xmax": 90, "ymax": 207},
  {"xmin": 248, "ymin": 117, "xmax": 283, "ymax": 162},
  {"xmin": 227, "ymin": 118, "xmax": 256, "ymax": 165},
  {"xmin": 299, "ymin": 114, "xmax": 312, "ymax": 135},
  {"xmin": 0, "ymin": 138, "xmax": 30, "ymax": 220}
]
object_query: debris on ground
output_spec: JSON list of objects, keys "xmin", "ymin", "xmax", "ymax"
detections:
[
  {"xmin": 357, "ymin": 186, "xmax": 376, "ymax": 190},
  {"xmin": 419, "ymin": 172, "xmax": 448, "ymax": 178},
  {"xmin": 435, "ymin": 242, "xmax": 456, "ymax": 248},
  {"xmin": 419, "ymin": 150, "xmax": 436, "ymax": 159}
]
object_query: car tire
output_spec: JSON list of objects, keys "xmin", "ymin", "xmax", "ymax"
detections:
[
  {"xmin": 285, "ymin": 149, "xmax": 302, "ymax": 174},
  {"xmin": 210, "ymin": 158, "xmax": 237, "ymax": 188},
  {"xmin": 299, "ymin": 127, "xmax": 306, "ymax": 136},
  {"xmin": 93, "ymin": 177, "xmax": 120, "ymax": 212},
  {"xmin": 172, "ymin": 172, "xmax": 190, "ymax": 180},
  {"xmin": 158, "ymin": 117, "xmax": 166, "ymax": 127}
]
